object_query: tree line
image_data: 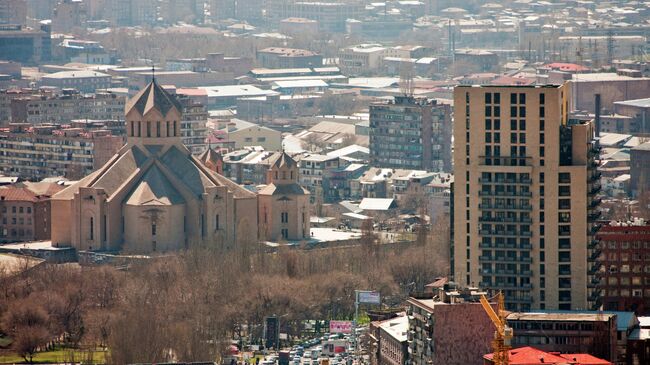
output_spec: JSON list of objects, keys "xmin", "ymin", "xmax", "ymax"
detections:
[{"xmin": 0, "ymin": 219, "xmax": 449, "ymax": 364}]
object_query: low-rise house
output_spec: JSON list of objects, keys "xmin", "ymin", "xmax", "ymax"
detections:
[{"xmin": 210, "ymin": 118, "xmax": 282, "ymax": 151}]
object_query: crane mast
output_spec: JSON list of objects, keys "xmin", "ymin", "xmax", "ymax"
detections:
[{"xmin": 480, "ymin": 292, "xmax": 513, "ymax": 365}]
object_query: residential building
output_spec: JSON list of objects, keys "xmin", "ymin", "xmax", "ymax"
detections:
[
  {"xmin": 630, "ymin": 142, "xmax": 650, "ymax": 197},
  {"xmin": 0, "ymin": 182, "xmax": 63, "ymax": 243},
  {"xmin": 279, "ymin": 17, "xmax": 318, "ymax": 36},
  {"xmin": 258, "ymin": 152, "xmax": 310, "ymax": 242},
  {"xmin": 40, "ymin": 70, "xmax": 112, "ymax": 93},
  {"xmin": 222, "ymin": 148, "xmax": 285, "ymax": 186},
  {"xmin": 247, "ymin": 66, "xmax": 346, "ymax": 84},
  {"xmin": 106, "ymin": 0, "xmax": 157, "ymax": 26},
  {"xmin": 294, "ymin": 121, "xmax": 368, "ymax": 151},
  {"xmin": 266, "ymin": 0, "xmax": 364, "ymax": 33},
  {"xmin": 0, "ymin": 0, "xmax": 26, "ymax": 26},
  {"xmin": 0, "ymin": 123, "xmax": 123, "ymax": 180},
  {"xmin": 0, "ymin": 24, "xmax": 51, "ymax": 64},
  {"xmin": 596, "ymin": 219, "xmax": 650, "ymax": 315},
  {"xmin": 178, "ymin": 95, "xmax": 209, "ymax": 154},
  {"xmin": 452, "ymin": 84, "xmax": 601, "ymax": 311},
  {"xmin": 236, "ymin": 94, "xmax": 320, "ymax": 123},
  {"xmin": 257, "ymin": 47, "xmax": 323, "ymax": 69},
  {"xmin": 8, "ymin": 89, "xmax": 126, "ymax": 124},
  {"xmin": 52, "ymin": 0, "xmax": 87, "ymax": 33},
  {"xmin": 298, "ymin": 154, "xmax": 344, "ymax": 199},
  {"xmin": 506, "ymin": 312, "xmax": 618, "ymax": 363},
  {"xmin": 453, "ymin": 49, "xmax": 499, "ymax": 73},
  {"xmin": 338, "ymin": 44, "xmax": 388, "ymax": 75},
  {"xmin": 370, "ymin": 96, "xmax": 452, "ymax": 172},
  {"xmin": 376, "ymin": 315, "xmax": 408, "ymax": 365},
  {"xmin": 50, "ymin": 80, "xmax": 258, "ymax": 253},
  {"xmin": 160, "ymin": 0, "xmax": 204, "ymax": 24},
  {"xmin": 212, "ymin": 118, "xmax": 282, "ymax": 151},
  {"xmin": 406, "ymin": 290, "xmax": 496, "ymax": 365}
]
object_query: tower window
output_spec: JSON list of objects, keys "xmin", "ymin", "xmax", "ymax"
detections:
[
  {"xmin": 166, "ymin": 121, "xmax": 170, "ymax": 137},
  {"xmin": 281, "ymin": 212, "xmax": 288, "ymax": 223},
  {"xmin": 173, "ymin": 121, "xmax": 177, "ymax": 136},
  {"xmin": 137, "ymin": 121, "xmax": 141, "ymax": 137},
  {"xmin": 152, "ymin": 223, "xmax": 156, "ymax": 236},
  {"xmin": 291, "ymin": 171, "xmax": 294, "ymax": 179},
  {"xmin": 89, "ymin": 217, "xmax": 94, "ymax": 240},
  {"xmin": 130, "ymin": 121, "xmax": 134, "ymax": 136},
  {"xmin": 156, "ymin": 121, "xmax": 161, "ymax": 137},
  {"xmin": 215, "ymin": 214, "xmax": 220, "ymax": 230},
  {"xmin": 146, "ymin": 121, "xmax": 151, "ymax": 137}
]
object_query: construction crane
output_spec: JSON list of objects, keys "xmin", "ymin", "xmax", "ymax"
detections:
[{"xmin": 480, "ymin": 292, "xmax": 513, "ymax": 365}]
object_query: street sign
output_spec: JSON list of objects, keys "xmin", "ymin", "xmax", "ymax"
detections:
[
  {"xmin": 356, "ymin": 290, "xmax": 380, "ymax": 304},
  {"xmin": 329, "ymin": 320, "xmax": 353, "ymax": 334}
]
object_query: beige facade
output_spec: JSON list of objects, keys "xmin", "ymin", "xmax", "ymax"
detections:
[
  {"xmin": 453, "ymin": 84, "xmax": 600, "ymax": 311},
  {"xmin": 258, "ymin": 152, "xmax": 310, "ymax": 242},
  {"xmin": 51, "ymin": 80, "xmax": 258, "ymax": 253}
]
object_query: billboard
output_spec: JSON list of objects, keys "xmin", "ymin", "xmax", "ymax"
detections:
[
  {"xmin": 357, "ymin": 290, "xmax": 381, "ymax": 304},
  {"xmin": 329, "ymin": 320, "xmax": 353, "ymax": 334},
  {"xmin": 265, "ymin": 316, "xmax": 279, "ymax": 349}
]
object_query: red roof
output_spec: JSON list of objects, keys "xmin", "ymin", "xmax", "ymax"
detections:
[
  {"xmin": 0, "ymin": 187, "xmax": 38, "ymax": 202},
  {"xmin": 484, "ymin": 347, "xmax": 612, "ymax": 365},
  {"xmin": 491, "ymin": 75, "xmax": 536, "ymax": 86},
  {"xmin": 544, "ymin": 63, "xmax": 590, "ymax": 72}
]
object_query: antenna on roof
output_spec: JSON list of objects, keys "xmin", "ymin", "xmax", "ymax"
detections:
[{"xmin": 151, "ymin": 64, "xmax": 155, "ymax": 83}]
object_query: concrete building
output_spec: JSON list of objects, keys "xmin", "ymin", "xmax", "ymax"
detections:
[
  {"xmin": 0, "ymin": 182, "xmax": 63, "ymax": 243},
  {"xmin": 569, "ymin": 74, "xmax": 650, "ymax": 112},
  {"xmin": 453, "ymin": 84, "xmax": 601, "ymax": 311},
  {"xmin": 612, "ymin": 98, "xmax": 650, "ymax": 134},
  {"xmin": 0, "ymin": 123, "xmax": 123, "ymax": 180},
  {"xmin": 279, "ymin": 17, "xmax": 318, "ymax": 36},
  {"xmin": 507, "ymin": 312, "xmax": 618, "ymax": 363},
  {"xmin": 266, "ymin": 0, "xmax": 364, "ymax": 33},
  {"xmin": 370, "ymin": 96, "xmax": 451, "ymax": 172},
  {"xmin": 453, "ymin": 49, "xmax": 499, "ymax": 73},
  {"xmin": 0, "ymin": 24, "xmax": 51, "ymax": 64},
  {"xmin": 40, "ymin": 70, "xmax": 112, "ymax": 93},
  {"xmin": 160, "ymin": 0, "xmax": 204, "ymax": 24},
  {"xmin": 338, "ymin": 44, "xmax": 388, "ymax": 75},
  {"xmin": 52, "ymin": 0, "xmax": 87, "ymax": 33},
  {"xmin": 630, "ymin": 142, "xmax": 650, "ymax": 197},
  {"xmin": 8, "ymin": 89, "xmax": 125, "ymax": 124},
  {"xmin": 106, "ymin": 0, "xmax": 157, "ymax": 26},
  {"xmin": 258, "ymin": 152, "xmax": 310, "ymax": 242},
  {"xmin": 50, "ymin": 80, "xmax": 258, "ymax": 253},
  {"xmin": 212, "ymin": 118, "xmax": 282, "ymax": 151},
  {"xmin": 236, "ymin": 94, "xmax": 320, "ymax": 123},
  {"xmin": 596, "ymin": 219, "xmax": 650, "ymax": 315},
  {"xmin": 299, "ymin": 153, "xmax": 344, "ymax": 199},
  {"xmin": 178, "ymin": 95, "xmax": 209, "ymax": 154},
  {"xmin": 0, "ymin": 0, "xmax": 27, "ymax": 26},
  {"xmin": 375, "ymin": 315, "xmax": 408, "ymax": 365},
  {"xmin": 257, "ymin": 47, "xmax": 323, "ymax": 69}
]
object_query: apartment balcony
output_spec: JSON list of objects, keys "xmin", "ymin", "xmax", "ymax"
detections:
[
  {"xmin": 479, "ymin": 217, "xmax": 533, "ymax": 224},
  {"xmin": 479, "ymin": 156, "xmax": 532, "ymax": 166},
  {"xmin": 509, "ymin": 296, "xmax": 534, "ymax": 303},
  {"xmin": 494, "ymin": 242, "xmax": 517, "ymax": 249},
  {"xmin": 519, "ymin": 243, "xmax": 532, "ymax": 250},
  {"xmin": 495, "ymin": 269, "xmax": 515, "ymax": 275},
  {"xmin": 478, "ymin": 178, "xmax": 532, "ymax": 184},
  {"xmin": 519, "ymin": 257, "xmax": 533, "ymax": 263},
  {"xmin": 478, "ymin": 190, "xmax": 533, "ymax": 197},
  {"xmin": 479, "ymin": 230, "xmax": 532, "ymax": 237},
  {"xmin": 479, "ymin": 242, "xmax": 493, "ymax": 249},
  {"xmin": 479, "ymin": 268, "xmax": 493, "ymax": 275},
  {"xmin": 479, "ymin": 203, "xmax": 532, "ymax": 211},
  {"xmin": 588, "ymin": 248, "xmax": 602, "ymax": 262},
  {"xmin": 520, "ymin": 270, "xmax": 533, "ymax": 276},
  {"xmin": 587, "ymin": 277, "xmax": 601, "ymax": 289}
]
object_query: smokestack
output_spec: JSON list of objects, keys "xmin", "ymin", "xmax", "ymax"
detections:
[{"xmin": 594, "ymin": 93, "xmax": 601, "ymax": 137}]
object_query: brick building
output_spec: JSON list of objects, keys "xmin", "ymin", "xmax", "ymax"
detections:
[
  {"xmin": 596, "ymin": 219, "xmax": 650, "ymax": 315},
  {"xmin": 0, "ymin": 182, "xmax": 63, "ymax": 243}
]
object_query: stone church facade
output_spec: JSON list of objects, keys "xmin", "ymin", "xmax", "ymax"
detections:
[{"xmin": 51, "ymin": 80, "xmax": 258, "ymax": 253}]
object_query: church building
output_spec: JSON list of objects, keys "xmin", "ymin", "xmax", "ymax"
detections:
[
  {"xmin": 51, "ymin": 80, "xmax": 258, "ymax": 253},
  {"xmin": 258, "ymin": 152, "xmax": 310, "ymax": 242}
]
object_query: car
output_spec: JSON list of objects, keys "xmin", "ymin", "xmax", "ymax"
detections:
[{"xmin": 311, "ymin": 360, "xmax": 319, "ymax": 365}]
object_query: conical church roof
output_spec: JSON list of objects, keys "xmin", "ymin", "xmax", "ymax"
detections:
[
  {"xmin": 197, "ymin": 147, "xmax": 222, "ymax": 166},
  {"xmin": 125, "ymin": 80, "xmax": 182, "ymax": 117},
  {"xmin": 271, "ymin": 151, "xmax": 297, "ymax": 169}
]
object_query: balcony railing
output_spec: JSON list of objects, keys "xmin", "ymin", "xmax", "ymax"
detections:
[{"xmin": 479, "ymin": 204, "xmax": 532, "ymax": 211}]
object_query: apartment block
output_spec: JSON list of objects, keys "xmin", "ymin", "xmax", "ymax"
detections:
[
  {"xmin": 8, "ymin": 89, "xmax": 125, "ymax": 124},
  {"xmin": 0, "ymin": 24, "xmax": 51, "ymax": 64},
  {"xmin": 178, "ymin": 95, "xmax": 209, "ymax": 155},
  {"xmin": 370, "ymin": 96, "xmax": 451, "ymax": 172},
  {"xmin": 266, "ymin": 0, "xmax": 363, "ymax": 33},
  {"xmin": 0, "ymin": 0, "xmax": 27, "ymax": 26},
  {"xmin": 452, "ymin": 84, "xmax": 601, "ymax": 311},
  {"xmin": 0, "ymin": 123, "xmax": 123, "ymax": 180},
  {"xmin": 596, "ymin": 219, "xmax": 650, "ymax": 315}
]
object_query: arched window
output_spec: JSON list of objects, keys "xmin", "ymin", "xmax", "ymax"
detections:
[
  {"xmin": 290, "ymin": 171, "xmax": 294, "ymax": 180},
  {"xmin": 166, "ymin": 121, "xmax": 170, "ymax": 137},
  {"xmin": 173, "ymin": 121, "xmax": 177, "ymax": 136},
  {"xmin": 137, "ymin": 121, "xmax": 141, "ymax": 137},
  {"xmin": 275, "ymin": 171, "xmax": 278, "ymax": 180},
  {"xmin": 146, "ymin": 121, "xmax": 151, "ymax": 137},
  {"xmin": 130, "ymin": 121, "xmax": 134, "ymax": 136},
  {"xmin": 156, "ymin": 121, "xmax": 161, "ymax": 137}
]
